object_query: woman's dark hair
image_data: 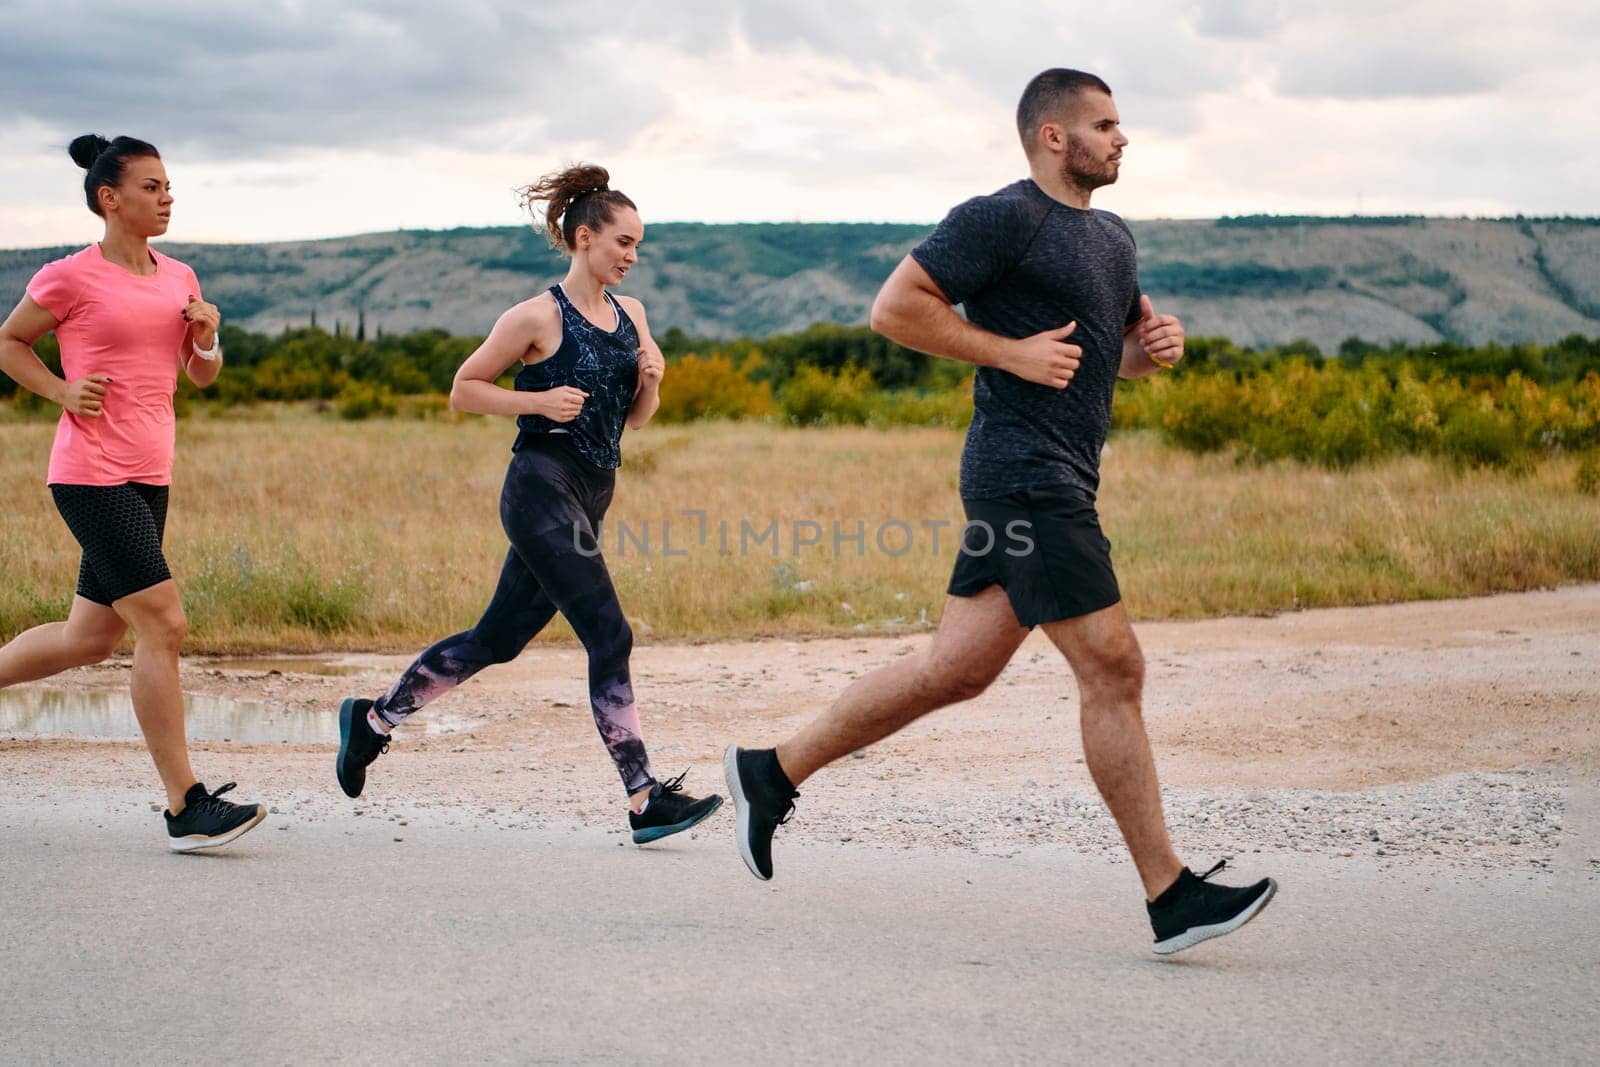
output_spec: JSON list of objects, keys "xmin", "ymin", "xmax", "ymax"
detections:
[
  {"xmin": 516, "ymin": 163, "xmax": 637, "ymax": 253},
  {"xmin": 68, "ymin": 134, "xmax": 161, "ymax": 216}
]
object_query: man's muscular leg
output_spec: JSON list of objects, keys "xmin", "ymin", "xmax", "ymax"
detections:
[
  {"xmin": 1042, "ymin": 601, "xmax": 1183, "ymax": 899},
  {"xmin": 776, "ymin": 585, "xmax": 1030, "ymax": 785}
]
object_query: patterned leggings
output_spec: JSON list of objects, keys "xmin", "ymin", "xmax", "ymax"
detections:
[{"xmin": 372, "ymin": 437, "xmax": 653, "ymax": 795}]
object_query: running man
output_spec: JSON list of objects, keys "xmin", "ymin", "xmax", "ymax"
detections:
[
  {"xmin": 336, "ymin": 164, "xmax": 722, "ymax": 844},
  {"xmin": 724, "ymin": 70, "xmax": 1276, "ymax": 954},
  {"xmin": 0, "ymin": 134, "xmax": 266, "ymax": 851}
]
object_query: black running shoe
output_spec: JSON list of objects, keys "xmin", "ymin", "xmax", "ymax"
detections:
[
  {"xmin": 337, "ymin": 697, "xmax": 389, "ymax": 799},
  {"xmin": 629, "ymin": 772, "xmax": 723, "ymax": 844},
  {"xmin": 164, "ymin": 781, "xmax": 267, "ymax": 852},
  {"xmin": 723, "ymin": 745, "xmax": 798, "ymax": 880},
  {"xmin": 1147, "ymin": 860, "xmax": 1277, "ymax": 955}
]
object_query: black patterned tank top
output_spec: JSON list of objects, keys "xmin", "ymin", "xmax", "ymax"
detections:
[{"xmin": 513, "ymin": 284, "xmax": 640, "ymax": 469}]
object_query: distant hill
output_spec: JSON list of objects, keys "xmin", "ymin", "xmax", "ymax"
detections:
[{"xmin": 4, "ymin": 216, "xmax": 1597, "ymax": 349}]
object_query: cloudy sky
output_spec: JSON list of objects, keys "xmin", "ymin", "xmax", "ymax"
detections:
[{"xmin": 2, "ymin": 0, "xmax": 1595, "ymax": 246}]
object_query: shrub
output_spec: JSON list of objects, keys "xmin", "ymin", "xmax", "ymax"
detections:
[
  {"xmin": 1159, "ymin": 373, "xmax": 1254, "ymax": 453},
  {"xmin": 1438, "ymin": 404, "xmax": 1525, "ymax": 470},
  {"xmin": 866, "ymin": 386, "xmax": 973, "ymax": 428},
  {"xmin": 1310, "ymin": 397, "xmax": 1386, "ymax": 468},
  {"xmin": 757, "ymin": 323, "xmax": 930, "ymax": 388},
  {"xmin": 1575, "ymin": 452, "xmax": 1600, "ymax": 495},
  {"xmin": 780, "ymin": 364, "xmax": 875, "ymax": 426},
  {"xmin": 336, "ymin": 380, "xmax": 396, "ymax": 420},
  {"xmin": 656, "ymin": 353, "xmax": 773, "ymax": 422}
]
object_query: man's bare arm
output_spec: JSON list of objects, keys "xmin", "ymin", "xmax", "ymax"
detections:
[{"xmin": 869, "ymin": 257, "xmax": 1082, "ymax": 389}]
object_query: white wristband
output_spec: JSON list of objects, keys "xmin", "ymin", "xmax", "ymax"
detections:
[{"xmin": 192, "ymin": 336, "xmax": 220, "ymax": 361}]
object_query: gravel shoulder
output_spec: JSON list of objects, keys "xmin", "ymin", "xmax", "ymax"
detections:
[{"xmin": 2, "ymin": 583, "xmax": 1596, "ymax": 877}]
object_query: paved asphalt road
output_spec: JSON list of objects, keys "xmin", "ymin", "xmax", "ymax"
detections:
[{"xmin": 2, "ymin": 791, "xmax": 1597, "ymax": 1065}]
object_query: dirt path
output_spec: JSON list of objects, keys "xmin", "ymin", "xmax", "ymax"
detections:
[{"xmin": 3, "ymin": 584, "xmax": 1596, "ymax": 872}]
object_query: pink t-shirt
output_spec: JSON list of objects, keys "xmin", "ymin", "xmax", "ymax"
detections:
[{"xmin": 26, "ymin": 244, "xmax": 201, "ymax": 486}]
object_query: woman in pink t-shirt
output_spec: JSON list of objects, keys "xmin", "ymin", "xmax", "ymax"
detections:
[{"xmin": 0, "ymin": 134, "xmax": 266, "ymax": 851}]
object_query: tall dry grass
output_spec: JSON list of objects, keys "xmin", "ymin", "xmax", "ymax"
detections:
[{"xmin": 1, "ymin": 408, "xmax": 1596, "ymax": 652}]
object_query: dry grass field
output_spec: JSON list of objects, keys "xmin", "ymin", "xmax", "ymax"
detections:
[{"xmin": 2, "ymin": 408, "xmax": 1597, "ymax": 652}]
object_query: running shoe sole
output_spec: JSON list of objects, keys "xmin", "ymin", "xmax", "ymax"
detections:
[
  {"xmin": 169, "ymin": 806, "xmax": 267, "ymax": 853},
  {"xmin": 631, "ymin": 795, "xmax": 724, "ymax": 845},
  {"xmin": 723, "ymin": 745, "xmax": 769, "ymax": 880},
  {"xmin": 1152, "ymin": 878, "xmax": 1278, "ymax": 955},
  {"xmin": 336, "ymin": 697, "xmax": 364, "ymax": 799}
]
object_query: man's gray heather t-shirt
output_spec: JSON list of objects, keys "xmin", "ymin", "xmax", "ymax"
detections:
[{"xmin": 910, "ymin": 178, "xmax": 1142, "ymax": 499}]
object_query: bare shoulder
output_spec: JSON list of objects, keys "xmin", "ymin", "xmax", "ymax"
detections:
[
  {"xmin": 614, "ymin": 293, "xmax": 649, "ymax": 322},
  {"xmin": 495, "ymin": 291, "xmax": 563, "ymax": 356},
  {"xmin": 503, "ymin": 290, "xmax": 560, "ymax": 328}
]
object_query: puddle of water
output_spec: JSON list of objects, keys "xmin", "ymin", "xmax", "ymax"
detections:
[
  {"xmin": 1, "ymin": 688, "xmax": 335, "ymax": 743},
  {"xmin": 198, "ymin": 657, "xmax": 369, "ymax": 677},
  {"xmin": 0, "ymin": 689, "xmax": 469, "ymax": 743}
]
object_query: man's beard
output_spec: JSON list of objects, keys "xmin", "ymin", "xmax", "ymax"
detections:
[{"xmin": 1063, "ymin": 135, "xmax": 1118, "ymax": 191}]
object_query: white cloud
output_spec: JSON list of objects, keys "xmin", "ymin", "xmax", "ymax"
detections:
[
  {"xmin": 1, "ymin": 0, "xmax": 1595, "ymax": 246},
  {"xmin": 1190, "ymin": 0, "xmax": 1288, "ymax": 40}
]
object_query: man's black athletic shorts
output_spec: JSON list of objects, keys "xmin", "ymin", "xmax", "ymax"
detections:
[
  {"xmin": 50, "ymin": 482, "xmax": 172, "ymax": 605},
  {"xmin": 946, "ymin": 484, "xmax": 1121, "ymax": 627}
]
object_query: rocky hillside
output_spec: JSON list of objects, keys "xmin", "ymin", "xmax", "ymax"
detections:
[{"xmin": 3, "ymin": 217, "xmax": 1596, "ymax": 349}]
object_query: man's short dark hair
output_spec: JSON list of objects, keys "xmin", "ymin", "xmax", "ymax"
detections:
[{"xmin": 1016, "ymin": 69, "xmax": 1113, "ymax": 146}]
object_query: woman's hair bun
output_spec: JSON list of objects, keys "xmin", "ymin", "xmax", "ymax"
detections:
[
  {"xmin": 516, "ymin": 163, "xmax": 634, "ymax": 252},
  {"xmin": 68, "ymin": 134, "xmax": 112, "ymax": 170}
]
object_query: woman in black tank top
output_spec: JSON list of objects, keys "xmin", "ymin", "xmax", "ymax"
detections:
[{"xmin": 335, "ymin": 164, "xmax": 723, "ymax": 844}]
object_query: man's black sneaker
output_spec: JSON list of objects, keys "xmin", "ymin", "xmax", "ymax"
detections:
[
  {"xmin": 1147, "ymin": 860, "xmax": 1277, "ymax": 955},
  {"xmin": 629, "ymin": 772, "xmax": 723, "ymax": 844},
  {"xmin": 723, "ymin": 745, "xmax": 799, "ymax": 880},
  {"xmin": 336, "ymin": 697, "xmax": 389, "ymax": 799},
  {"xmin": 164, "ymin": 781, "xmax": 266, "ymax": 852}
]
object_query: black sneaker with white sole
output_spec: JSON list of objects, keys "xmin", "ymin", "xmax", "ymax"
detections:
[
  {"xmin": 629, "ymin": 772, "xmax": 723, "ymax": 844},
  {"xmin": 164, "ymin": 781, "xmax": 267, "ymax": 852},
  {"xmin": 1147, "ymin": 860, "xmax": 1277, "ymax": 955},
  {"xmin": 337, "ymin": 697, "xmax": 389, "ymax": 799},
  {"xmin": 723, "ymin": 745, "xmax": 799, "ymax": 880}
]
